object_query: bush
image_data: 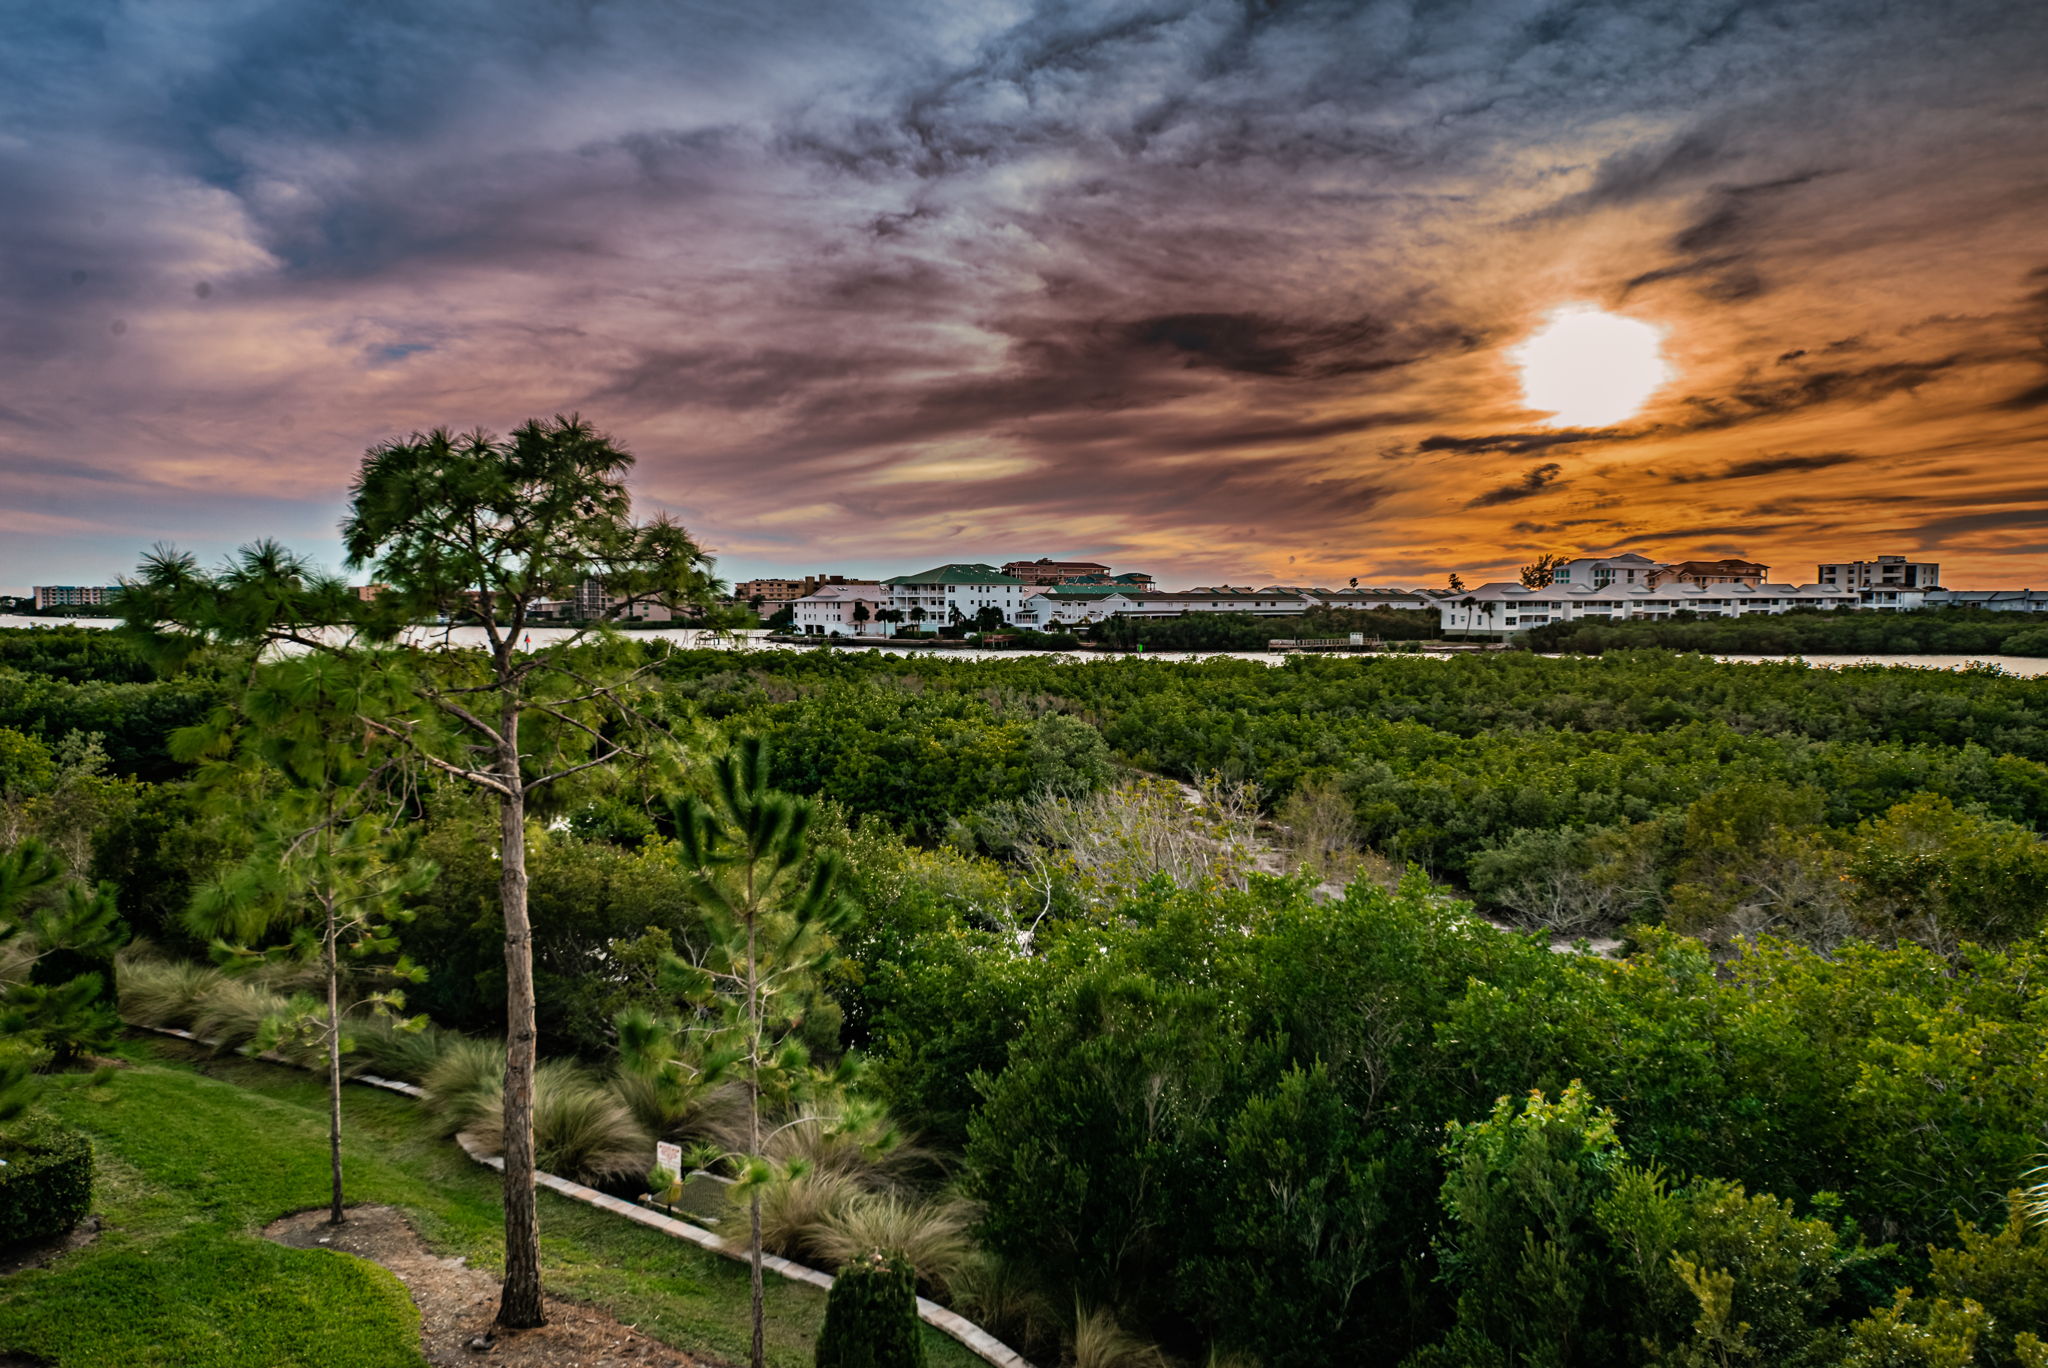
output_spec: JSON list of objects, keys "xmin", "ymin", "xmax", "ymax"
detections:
[
  {"xmin": 0, "ymin": 1114, "xmax": 93, "ymax": 1246},
  {"xmin": 815, "ymin": 1250, "xmax": 926, "ymax": 1368}
]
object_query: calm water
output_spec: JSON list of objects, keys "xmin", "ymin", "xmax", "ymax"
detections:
[{"xmin": 6, "ymin": 617, "xmax": 2047, "ymax": 675}]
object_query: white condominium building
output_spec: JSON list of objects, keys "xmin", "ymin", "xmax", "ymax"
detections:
[
  {"xmin": 882, "ymin": 564, "xmax": 1031, "ymax": 626},
  {"xmin": 791, "ymin": 582, "xmax": 891, "ymax": 636},
  {"xmin": 1439, "ymin": 580, "xmax": 1859, "ymax": 635}
]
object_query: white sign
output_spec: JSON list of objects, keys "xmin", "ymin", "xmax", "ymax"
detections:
[{"xmin": 656, "ymin": 1140, "xmax": 683, "ymax": 1175}]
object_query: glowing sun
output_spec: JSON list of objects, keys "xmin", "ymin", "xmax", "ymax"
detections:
[{"xmin": 1514, "ymin": 306, "xmax": 1672, "ymax": 427}]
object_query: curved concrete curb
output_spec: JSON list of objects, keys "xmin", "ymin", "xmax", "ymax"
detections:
[{"xmin": 132, "ymin": 1022, "xmax": 1034, "ymax": 1368}]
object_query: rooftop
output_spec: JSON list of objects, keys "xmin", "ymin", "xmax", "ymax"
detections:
[{"xmin": 884, "ymin": 563, "xmax": 1025, "ymax": 586}]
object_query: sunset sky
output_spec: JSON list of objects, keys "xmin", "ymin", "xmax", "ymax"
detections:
[{"xmin": 4, "ymin": 0, "xmax": 2046, "ymax": 593}]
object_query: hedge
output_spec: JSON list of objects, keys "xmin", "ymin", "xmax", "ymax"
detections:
[
  {"xmin": 0, "ymin": 1115, "xmax": 93, "ymax": 1246},
  {"xmin": 816, "ymin": 1251, "xmax": 925, "ymax": 1368}
]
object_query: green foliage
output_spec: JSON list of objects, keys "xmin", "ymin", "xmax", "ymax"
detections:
[
  {"xmin": 1433, "ymin": 1083, "xmax": 1630, "ymax": 1366},
  {"xmin": 456, "ymin": 1058, "xmax": 655, "ymax": 1184},
  {"xmin": 662, "ymin": 647, "xmax": 2048, "ymax": 947},
  {"xmin": 0, "ymin": 1112, "xmax": 93, "ymax": 1245},
  {"xmin": 1527, "ymin": 606, "xmax": 2048, "ymax": 658},
  {"xmin": 815, "ymin": 1251, "xmax": 926, "ymax": 1368},
  {"xmin": 1849, "ymin": 794, "xmax": 2048, "ymax": 943},
  {"xmin": 1089, "ymin": 606, "xmax": 1441, "ymax": 652},
  {"xmin": 0, "ymin": 838, "xmax": 127, "ymax": 1068},
  {"xmin": 1922, "ymin": 1200, "xmax": 2048, "ymax": 1367}
]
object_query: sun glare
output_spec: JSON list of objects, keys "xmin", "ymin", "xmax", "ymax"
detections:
[{"xmin": 1514, "ymin": 306, "xmax": 1671, "ymax": 428}]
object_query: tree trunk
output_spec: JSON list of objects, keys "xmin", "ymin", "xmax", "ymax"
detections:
[
  {"xmin": 495, "ymin": 709, "xmax": 546, "ymax": 1329},
  {"xmin": 748, "ymin": 907, "xmax": 765, "ymax": 1368},
  {"xmin": 325, "ymin": 903, "xmax": 346, "ymax": 1226}
]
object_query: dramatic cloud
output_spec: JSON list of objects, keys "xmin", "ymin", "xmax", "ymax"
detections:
[
  {"xmin": 1468, "ymin": 463, "xmax": 1566, "ymax": 508},
  {"xmin": 1, "ymin": 0, "xmax": 2045, "ymax": 592}
]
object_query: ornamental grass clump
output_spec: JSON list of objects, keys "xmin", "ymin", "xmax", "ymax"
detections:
[
  {"xmin": 421, "ymin": 1037, "xmax": 506, "ymax": 1137},
  {"xmin": 812, "ymin": 1193, "xmax": 979, "ymax": 1299},
  {"xmin": 814, "ymin": 1250, "xmax": 925, "ymax": 1368},
  {"xmin": 753, "ymin": 1168, "xmax": 863, "ymax": 1264},
  {"xmin": 187, "ymin": 977, "xmax": 290, "ymax": 1053},
  {"xmin": 1069, "ymin": 1304, "xmax": 1168, "ymax": 1368},
  {"xmin": 348, "ymin": 1014, "xmax": 456, "ymax": 1084},
  {"xmin": 457, "ymin": 1059, "xmax": 653, "ymax": 1185},
  {"xmin": 115, "ymin": 958, "xmax": 222, "ymax": 1030}
]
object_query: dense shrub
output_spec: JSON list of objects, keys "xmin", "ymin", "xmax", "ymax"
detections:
[
  {"xmin": 0, "ymin": 1115, "xmax": 93, "ymax": 1246},
  {"xmin": 815, "ymin": 1250, "xmax": 926, "ymax": 1368},
  {"xmin": 1526, "ymin": 606, "xmax": 2048, "ymax": 658}
]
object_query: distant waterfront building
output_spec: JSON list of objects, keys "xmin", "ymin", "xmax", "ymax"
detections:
[
  {"xmin": 32, "ymin": 585, "xmax": 118, "ymax": 611},
  {"xmin": 1438, "ymin": 580, "xmax": 1858, "ymax": 636},
  {"xmin": 1015, "ymin": 591, "xmax": 1123, "ymax": 628},
  {"xmin": 1549, "ymin": 553, "xmax": 1662, "ymax": 589},
  {"xmin": 1091, "ymin": 589, "xmax": 1314, "ymax": 619},
  {"xmin": 735, "ymin": 574, "xmax": 855, "ymax": 609},
  {"xmin": 1001, "ymin": 557, "xmax": 1112, "ymax": 585},
  {"xmin": 1924, "ymin": 589, "xmax": 2048, "ymax": 614},
  {"xmin": 792, "ymin": 582, "xmax": 890, "ymax": 636},
  {"xmin": 1816, "ymin": 555, "xmax": 1940, "ymax": 592},
  {"xmin": 1653, "ymin": 559, "xmax": 1769, "ymax": 589},
  {"xmin": 1297, "ymin": 587, "xmax": 1434, "ymax": 611},
  {"xmin": 883, "ymin": 564, "xmax": 1029, "ymax": 627}
]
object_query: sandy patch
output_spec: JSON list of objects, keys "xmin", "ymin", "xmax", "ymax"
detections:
[{"xmin": 264, "ymin": 1205, "xmax": 697, "ymax": 1367}]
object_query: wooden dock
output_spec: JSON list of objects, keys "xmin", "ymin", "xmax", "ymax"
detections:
[{"xmin": 1268, "ymin": 636, "xmax": 1383, "ymax": 653}]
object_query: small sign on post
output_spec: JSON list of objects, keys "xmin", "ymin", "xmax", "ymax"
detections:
[{"xmin": 656, "ymin": 1140, "xmax": 683, "ymax": 1176}]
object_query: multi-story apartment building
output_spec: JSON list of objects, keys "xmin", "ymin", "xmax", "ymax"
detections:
[
  {"xmin": 1001, "ymin": 557, "xmax": 1111, "ymax": 585},
  {"xmin": 791, "ymin": 583, "xmax": 891, "ymax": 636},
  {"xmin": 32, "ymin": 585, "xmax": 118, "ymax": 610},
  {"xmin": 1088, "ymin": 589, "xmax": 1314, "ymax": 618},
  {"xmin": 1816, "ymin": 555, "xmax": 1940, "ymax": 592},
  {"xmin": 733, "ymin": 574, "xmax": 859, "ymax": 609},
  {"xmin": 1297, "ymin": 587, "xmax": 1434, "ymax": 610},
  {"xmin": 1924, "ymin": 589, "xmax": 2048, "ymax": 614},
  {"xmin": 1438, "ymin": 579, "xmax": 1858, "ymax": 635},
  {"xmin": 1652, "ymin": 559, "xmax": 1769, "ymax": 589},
  {"xmin": 883, "ymin": 564, "xmax": 1031, "ymax": 627},
  {"xmin": 1548, "ymin": 553, "xmax": 1662, "ymax": 589},
  {"xmin": 734, "ymin": 578, "xmax": 804, "ymax": 607}
]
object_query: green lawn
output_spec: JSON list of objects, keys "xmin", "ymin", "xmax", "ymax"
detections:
[{"xmin": 0, "ymin": 1041, "xmax": 982, "ymax": 1368}]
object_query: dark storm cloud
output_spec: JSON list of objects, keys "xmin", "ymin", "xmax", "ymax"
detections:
[
  {"xmin": 1, "ymin": 0, "xmax": 2046, "ymax": 588},
  {"xmin": 1467, "ymin": 463, "xmax": 1566, "ymax": 508},
  {"xmin": 1420, "ymin": 431, "xmax": 1616, "ymax": 455},
  {"xmin": 1666, "ymin": 452, "xmax": 1862, "ymax": 484}
]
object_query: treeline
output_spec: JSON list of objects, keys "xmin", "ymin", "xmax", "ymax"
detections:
[
  {"xmin": 1530, "ymin": 605, "xmax": 2048, "ymax": 656},
  {"xmin": 1088, "ymin": 605, "xmax": 1441, "ymax": 651},
  {"xmin": 662, "ymin": 647, "xmax": 2048, "ymax": 943}
]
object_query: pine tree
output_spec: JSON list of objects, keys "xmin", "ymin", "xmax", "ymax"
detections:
[
  {"xmin": 180, "ymin": 654, "xmax": 431, "ymax": 1225},
  {"xmin": 662, "ymin": 737, "xmax": 851, "ymax": 1368}
]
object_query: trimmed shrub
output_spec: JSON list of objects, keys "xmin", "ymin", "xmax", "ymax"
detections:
[
  {"xmin": 815, "ymin": 1250, "xmax": 926, "ymax": 1368},
  {"xmin": 0, "ymin": 1115, "xmax": 92, "ymax": 1246}
]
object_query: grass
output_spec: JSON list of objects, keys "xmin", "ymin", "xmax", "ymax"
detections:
[{"xmin": 0, "ymin": 1039, "xmax": 983, "ymax": 1368}]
